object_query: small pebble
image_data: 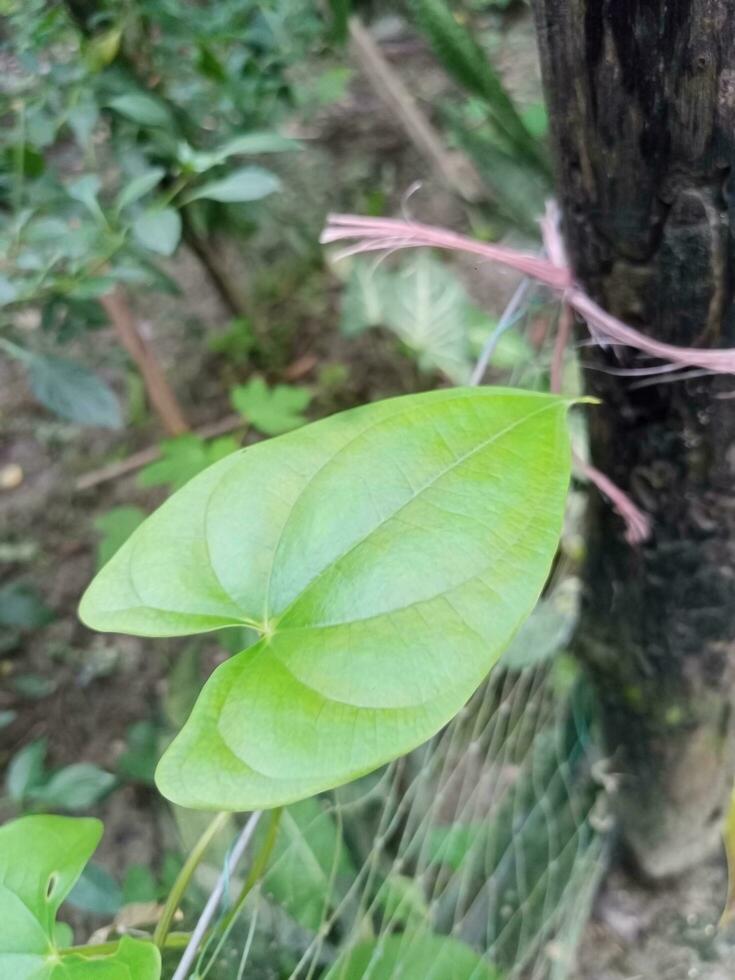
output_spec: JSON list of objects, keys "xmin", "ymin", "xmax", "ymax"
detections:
[{"xmin": 0, "ymin": 463, "xmax": 23, "ymax": 490}]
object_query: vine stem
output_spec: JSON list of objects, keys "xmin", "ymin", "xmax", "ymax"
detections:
[
  {"xmin": 153, "ymin": 811, "xmax": 230, "ymax": 949},
  {"xmin": 100, "ymin": 287, "xmax": 189, "ymax": 436},
  {"xmin": 171, "ymin": 810, "xmax": 262, "ymax": 980},
  {"xmin": 194, "ymin": 808, "xmax": 282, "ymax": 980},
  {"xmin": 60, "ymin": 933, "xmax": 190, "ymax": 958}
]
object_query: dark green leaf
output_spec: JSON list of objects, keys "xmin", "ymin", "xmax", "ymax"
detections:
[
  {"xmin": 67, "ymin": 862, "xmax": 123, "ymax": 915},
  {"xmin": 208, "ymin": 317, "xmax": 255, "ymax": 362},
  {"xmin": 164, "ymin": 643, "xmax": 202, "ymax": 729},
  {"xmin": 215, "ymin": 132, "xmax": 300, "ymax": 156},
  {"xmin": 12, "ymin": 674, "xmax": 57, "ymax": 699},
  {"xmin": 375, "ymin": 874, "xmax": 430, "ymax": 928},
  {"xmin": 196, "ymin": 43, "xmax": 227, "ymax": 82},
  {"xmin": 94, "ymin": 507, "xmax": 147, "ymax": 569},
  {"xmin": 133, "ymin": 208, "xmax": 182, "ymax": 256},
  {"xmin": 30, "ymin": 763, "xmax": 116, "ymax": 810},
  {"xmin": 117, "ymin": 721, "xmax": 158, "ymax": 784},
  {"xmin": 0, "ymin": 710, "xmax": 17, "ymax": 730},
  {"xmin": 27, "ymin": 354, "xmax": 122, "ymax": 428},
  {"xmin": 0, "ymin": 275, "xmax": 18, "ymax": 306},
  {"xmin": 117, "ymin": 169, "xmax": 166, "ymax": 211},
  {"xmin": 67, "ymin": 98, "xmax": 99, "ymax": 148},
  {"xmin": 426, "ymin": 822, "xmax": 483, "ymax": 872},
  {"xmin": 0, "ymin": 581, "xmax": 53, "ymax": 628},
  {"xmin": 500, "ymin": 582, "xmax": 577, "ymax": 670},
  {"xmin": 262, "ymin": 799, "xmax": 355, "ymax": 930},
  {"xmin": 108, "ymin": 93, "xmax": 172, "ymax": 129},
  {"xmin": 66, "ymin": 175, "xmax": 103, "ymax": 220},
  {"xmin": 6, "ymin": 739, "xmax": 47, "ymax": 803},
  {"xmin": 187, "ymin": 166, "xmax": 281, "ymax": 203},
  {"xmin": 122, "ymin": 864, "xmax": 158, "ymax": 904},
  {"xmin": 411, "ymin": 0, "xmax": 547, "ymax": 173},
  {"xmin": 327, "ymin": 0, "xmax": 351, "ymax": 41}
]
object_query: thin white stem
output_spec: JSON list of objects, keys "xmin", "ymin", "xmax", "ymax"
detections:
[{"xmin": 171, "ymin": 811, "xmax": 262, "ymax": 980}]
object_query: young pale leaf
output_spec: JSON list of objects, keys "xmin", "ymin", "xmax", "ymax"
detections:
[
  {"xmin": 133, "ymin": 208, "xmax": 182, "ymax": 256},
  {"xmin": 325, "ymin": 932, "xmax": 501, "ymax": 979},
  {"xmin": 231, "ymin": 377, "xmax": 311, "ymax": 435},
  {"xmin": 0, "ymin": 815, "xmax": 160, "ymax": 979},
  {"xmin": 80, "ymin": 388, "xmax": 572, "ymax": 810},
  {"xmin": 339, "ymin": 261, "xmax": 392, "ymax": 336},
  {"xmin": 382, "ymin": 253, "xmax": 472, "ymax": 382},
  {"xmin": 26, "ymin": 354, "xmax": 122, "ymax": 429},
  {"xmin": 84, "ymin": 26, "xmax": 123, "ymax": 71},
  {"xmin": 186, "ymin": 166, "xmax": 281, "ymax": 203},
  {"xmin": 339, "ymin": 255, "xmax": 475, "ymax": 382}
]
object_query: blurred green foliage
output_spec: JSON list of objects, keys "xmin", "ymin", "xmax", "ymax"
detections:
[{"xmin": 0, "ymin": 0, "xmax": 322, "ymax": 424}]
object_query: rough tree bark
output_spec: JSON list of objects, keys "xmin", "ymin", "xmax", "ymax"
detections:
[{"xmin": 532, "ymin": 0, "xmax": 735, "ymax": 877}]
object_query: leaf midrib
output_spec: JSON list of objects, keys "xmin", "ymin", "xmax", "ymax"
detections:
[
  {"xmin": 272, "ymin": 399, "xmax": 563, "ymax": 629},
  {"xmin": 259, "ymin": 389, "xmax": 483, "ymax": 623}
]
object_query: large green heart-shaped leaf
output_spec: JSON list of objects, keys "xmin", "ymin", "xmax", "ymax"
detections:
[
  {"xmin": 80, "ymin": 388, "xmax": 572, "ymax": 810},
  {"xmin": 0, "ymin": 814, "xmax": 160, "ymax": 979}
]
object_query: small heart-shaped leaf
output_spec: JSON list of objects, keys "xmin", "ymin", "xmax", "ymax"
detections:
[
  {"xmin": 0, "ymin": 814, "xmax": 160, "ymax": 978},
  {"xmin": 80, "ymin": 388, "xmax": 572, "ymax": 810}
]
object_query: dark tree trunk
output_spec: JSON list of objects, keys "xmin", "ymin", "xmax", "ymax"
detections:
[{"xmin": 532, "ymin": 0, "xmax": 735, "ymax": 877}]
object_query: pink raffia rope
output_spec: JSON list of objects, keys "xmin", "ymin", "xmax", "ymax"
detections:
[
  {"xmin": 322, "ymin": 212, "xmax": 735, "ymax": 376},
  {"xmin": 579, "ymin": 461, "xmax": 652, "ymax": 545},
  {"xmin": 322, "ymin": 214, "xmax": 571, "ymax": 291},
  {"xmin": 540, "ymin": 205, "xmax": 652, "ymax": 545},
  {"xmin": 321, "ymin": 208, "xmax": 715, "ymax": 545}
]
